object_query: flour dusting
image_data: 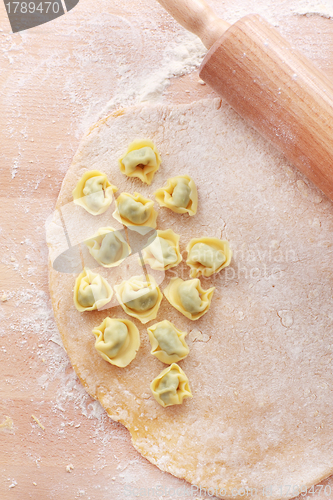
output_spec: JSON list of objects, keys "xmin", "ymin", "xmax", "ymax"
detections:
[
  {"xmin": 103, "ymin": 33, "xmax": 206, "ymax": 114},
  {"xmin": 211, "ymin": 0, "xmax": 333, "ymax": 24},
  {"xmin": 292, "ymin": 0, "xmax": 333, "ymax": 19},
  {"xmin": 100, "ymin": 0, "xmax": 333, "ymax": 120},
  {"xmin": 1, "ymin": 0, "xmax": 333, "ymax": 497}
]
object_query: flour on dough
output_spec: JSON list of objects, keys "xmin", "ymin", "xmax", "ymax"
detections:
[{"xmin": 48, "ymin": 99, "xmax": 333, "ymax": 499}]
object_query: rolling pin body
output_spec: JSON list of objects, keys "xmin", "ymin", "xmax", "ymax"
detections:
[
  {"xmin": 200, "ymin": 15, "xmax": 333, "ymax": 200},
  {"xmin": 156, "ymin": 0, "xmax": 333, "ymax": 200}
]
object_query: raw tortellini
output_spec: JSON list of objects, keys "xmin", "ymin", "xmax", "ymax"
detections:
[
  {"xmin": 85, "ymin": 227, "xmax": 130, "ymax": 268},
  {"xmin": 72, "ymin": 170, "xmax": 117, "ymax": 215},
  {"xmin": 150, "ymin": 363, "xmax": 192, "ymax": 407},
  {"xmin": 119, "ymin": 139, "xmax": 161, "ymax": 185},
  {"xmin": 74, "ymin": 268, "xmax": 113, "ymax": 312},
  {"xmin": 141, "ymin": 229, "xmax": 182, "ymax": 271},
  {"xmin": 154, "ymin": 175, "xmax": 198, "ymax": 216},
  {"xmin": 164, "ymin": 277, "xmax": 215, "ymax": 320},
  {"xmin": 114, "ymin": 275, "xmax": 163, "ymax": 324},
  {"xmin": 147, "ymin": 320, "xmax": 189, "ymax": 364},
  {"xmin": 113, "ymin": 192, "xmax": 158, "ymax": 231},
  {"xmin": 186, "ymin": 237, "xmax": 232, "ymax": 277},
  {"xmin": 93, "ymin": 317, "xmax": 140, "ymax": 368}
]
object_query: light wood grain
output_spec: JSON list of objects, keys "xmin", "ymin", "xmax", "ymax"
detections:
[{"xmin": 1, "ymin": 0, "xmax": 333, "ymax": 498}]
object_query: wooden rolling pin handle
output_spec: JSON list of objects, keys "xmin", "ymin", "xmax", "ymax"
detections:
[
  {"xmin": 199, "ymin": 14, "xmax": 333, "ymax": 200},
  {"xmin": 156, "ymin": 0, "xmax": 229, "ymax": 49}
]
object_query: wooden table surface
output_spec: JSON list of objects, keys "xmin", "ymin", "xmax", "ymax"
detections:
[{"xmin": 1, "ymin": 1, "xmax": 333, "ymax": 498}]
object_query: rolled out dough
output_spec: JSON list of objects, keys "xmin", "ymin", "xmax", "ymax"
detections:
[{"xmin": 48, "ymin": 99, "xmax": 333, "ymax": 499}]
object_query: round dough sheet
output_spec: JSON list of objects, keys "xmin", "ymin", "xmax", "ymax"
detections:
[{"xmin": 47, "ymin": 99, "xmax": 333, "ymax": 499}]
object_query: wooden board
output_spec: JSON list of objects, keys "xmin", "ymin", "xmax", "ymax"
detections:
[{"xmin": 1, "ymin": 0, "xmax": 333, "ymax": 498}]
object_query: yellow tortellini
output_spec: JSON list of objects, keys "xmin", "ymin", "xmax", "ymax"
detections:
[
  {"xmin": 147, "ymin": 320, "xmax": 189, "ymax": 364},
  {"xmin": 73, "ymin": 268, "xmax": 113, "ymax": 312},
  {"xmin": 186, "ymin": 237, "xmax": 232, "ymax": 278},
  {"xmin": 154, "ymin": 175, "xmax": 198, "ymax": 216},
  {"xmin": 141, "ymin": 229, "xmax": 182, "ymax": 271},
  {"xmin": 150, "ymin": 363, "xmax": 192, "ymax": 407},
  {"xmin": 93, "ymin": 317, "xmax": 140, "ymax": 368},
  {"xmin": 164, "ymin": 277, "xmax": 214, "ymax": 320},
  {"xmin": 113, "ymin": 192, "xmax": 158, "ymax": 231},
  {"xmin": 118, "ymin": 139, "xmax": 161, "ymax": 185},
  {"xmin": 114, "ymin": 275, "xmax": 163, "ymax": 324},
  {"xmin": 85, "ymin": 227, "xmax": 130, "ymax": 268},
  {"xmin": 72, "ymin": 170, "xmax": 117, "ymax": 215}
]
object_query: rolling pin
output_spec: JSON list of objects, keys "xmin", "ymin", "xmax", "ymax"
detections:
[{"xmin": 157, "ymin": 0, "xmax": 333, "ymax": 201}]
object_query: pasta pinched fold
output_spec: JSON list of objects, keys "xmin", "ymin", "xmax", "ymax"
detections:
[
  {"xmin": 150, "ymin": 363, "xmax": 192, "ymax": 407},
  {"xmin": 118, "ymin": 139, "xmax": 161, "ymax": 185},
  {"xmin": 147, "ymin": 320, "xmax": 189, "ymax": 364},
  {"xmin": 114, "ymin": 274, "xmax": 163, "ymax": 324},
  {"xmin": 72, "ymin": 170, "xmax": 117, "ymax": 215},
  {"xmin": 186, "ymin": 237, "xmax": 232, "ymax": 278},
  {"xmin": 141, "ymin": 229, "xmax": 182, "ymax": 271},
  {"xmin": 85, "ymin": 227, "xmax": 131, "ymax": 268},
  {"xmin": 113, "ymin": 192, "xmax": 158, "ymax": 232},
  {"xmin": 73, "ymin": 268, "xmax": 113, "ymax": 312},
  {"xmin": 93, "ymin": 317, "xmax": 140, "ymax": 368},
  {"xmin": 154, "ymin": 175, "xmax": 198, "ymax": 216},
  {"xmin": 164, "ymin": 277, "xmax": 215, "ymax": 320}
]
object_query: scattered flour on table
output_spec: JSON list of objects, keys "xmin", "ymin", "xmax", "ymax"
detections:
[
  {"xmin": 208, "ymin": 0, "xmax": 333, "ymax": 24},
  {"xmin": 291, "ymin": 0, "xmax": 333, "ymax": 18},
  {"xmin": 205, "ymin": 0, "xmax": 333, "ymax": 26},
  {"xmin": 11, "ymin": 157, "xmax": 20, "ymax": 179},
  {"xmin": 102, "ymin": 0, "xmax": 333, "ymax": 117},
  {"xmin": 2, "ymin": 0, "xmax": 332, "ymax": 180},
  {"xmin": 2, "ymin": 287, "xmax": 107, "ymax": 424},
  {"xmin": 102, "ymin": 33, "xmax": 206, "ymax": 114},
  {"xmin": 1, "ymin": 0, "xmax": 333, "ymax": 496}
]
